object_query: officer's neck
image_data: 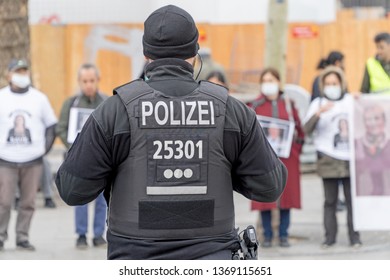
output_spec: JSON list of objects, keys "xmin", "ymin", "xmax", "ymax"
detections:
[{"xmin": 145, "ymin": 58, "xmax": 194, "ymax": 79}]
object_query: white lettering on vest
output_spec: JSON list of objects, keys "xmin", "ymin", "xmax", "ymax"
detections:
[
  {"xmin": 198, "ymin": 101, "xmax": 209, "ymax": 125},
  {"xmin": 170, "ymin": 101, "xmax": 180, "ymax": 125},
  {"xmin": 140, "ymin": 100, "xmax": 216, "ymax": 126},
  {"xmin": 141, "ymin": 101, "xmax": 153, "ymax": 126},
  {"xmin": 186, "ymin": 101, "xmax": 197, "ymax": 125},
  {"xmin": 155, "ymin": 101, "xmax": 169, "ymax": 125}
]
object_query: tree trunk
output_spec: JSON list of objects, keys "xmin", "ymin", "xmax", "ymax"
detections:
[
  {"xmin": 264, "ymin": 0, "xmax": 288, "ymax": 85},
  {"xmin": 0, "ymin": 0, "xmax": 30, "ymax": 87}
]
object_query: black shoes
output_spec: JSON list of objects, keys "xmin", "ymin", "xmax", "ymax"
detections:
[
  {"xmin": 76, "ymin": 235, "xmax": 88, "ymax": 249},
  {"xmin": 44, "ymin": 198, "xmax": 56, "ymax": 208},
  {"xmin": 262, "ymin": 237, "xmax": 291, "ymax": 248},
  {"xmin": 279, "ymin": 237, "xmax": 290, "ymax": 247},
  {"xmin": 93, "ymin": 236, "xmax": 107, "ymax": 248},
  {"xmin": 16, "ymin": 240, "xmax": 36, "ymax": 251},
  {"xmin": 351, "ymin": 239, "xmax": 363, "ymax": 248},
  {"xmin": 1, "ymin": 240, "xmax": 36, "ymax": 251},
  {"xmin": 77, "ymin": 235, "xmax": 107, "ymax": 249},
  {"xmin": 321, "ymin": 241, "xmax": 336, "ymax": 249},
  {"xmin": 261, "ymin": 238, "xmax": 272, "ymax": 248}
]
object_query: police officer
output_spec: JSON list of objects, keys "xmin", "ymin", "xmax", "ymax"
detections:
[{"xmin": 56, "ymin": 5, "xmax": 287, "ymax": 260}]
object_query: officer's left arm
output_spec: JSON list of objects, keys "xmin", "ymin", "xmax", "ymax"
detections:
[
  {"xmin": 232, "ymin": 117, "xmax": 287, "ymax": 202},
  {"xmin": 56, "ymin": 96, "xmax": 131, "ymax": 206},
  {"xmin": 55, "ymin": 116, "xmax": 111, "ymax": 205},
  {"xmin": 226, "ymin": 100, "xmax": 287, "ymax": 202}
]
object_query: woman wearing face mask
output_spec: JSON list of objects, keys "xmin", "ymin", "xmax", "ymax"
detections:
[
  {"xmin": 248, "ymin": 67, "xmax": 305, "ymax": 248},
  {"xmin": 303, "ymin": 66, "xmax": 362, "ymax": 248}
]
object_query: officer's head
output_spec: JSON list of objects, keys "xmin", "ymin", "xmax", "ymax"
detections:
[
  {"xmin": 143, "ymin": 5, "xmax": 199, "ymax": 65},
  {"xmin": 7, "ymin": 59, "xmax": 31, "ymax": 90},
  {"xmin": 374, "ymin": 32, "xmax": 390, "ymax": 62}
]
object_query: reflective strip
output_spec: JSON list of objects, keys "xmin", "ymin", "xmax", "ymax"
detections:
[{"xmin": 146, "ymin": 186, "xmax": 207, "ymax": 195}]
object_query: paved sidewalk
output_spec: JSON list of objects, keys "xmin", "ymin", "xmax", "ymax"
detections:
[{"xmin": 0, "ymin": 147, "xmax": 389, "ymax": 260}]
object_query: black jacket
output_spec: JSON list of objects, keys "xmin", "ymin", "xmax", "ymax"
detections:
[{"xmin": 56, "ymin": 58, "xmax": 287, "ymax": 259}]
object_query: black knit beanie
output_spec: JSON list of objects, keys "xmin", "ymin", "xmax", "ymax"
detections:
[{"xmin": 143, "ymin": 5, "xmax": 199, "ymax": 60}]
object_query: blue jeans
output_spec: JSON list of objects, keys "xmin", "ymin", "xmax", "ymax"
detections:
[
  {"xmin": 260, "ymin": 209, "xmax": 290, "ymax": 239},
  {"xmin": 75, "ymin": 193, "xmax": 107, "ymax": 238}
]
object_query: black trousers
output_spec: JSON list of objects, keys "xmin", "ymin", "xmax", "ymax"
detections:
[{"xmin": 322, "ymin": 178, "xmax": 360, "ymax": 244}]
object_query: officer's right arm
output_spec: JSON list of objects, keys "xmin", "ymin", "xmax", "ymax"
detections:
[{"xmin": 226, "ymin": 99, "xmax": 287, "ymax": 202}]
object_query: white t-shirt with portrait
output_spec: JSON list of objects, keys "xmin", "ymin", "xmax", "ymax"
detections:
[
  {"xmin": 0, "ymin": 86, "xmax": 57, "ymax": 163},
  {"xmin": 303, "ymin": 94, "xmax": 353, "ymax": 161}
]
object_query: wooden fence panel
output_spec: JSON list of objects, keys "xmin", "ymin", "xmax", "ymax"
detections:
[{"xmin": 29, "ymin": 16, "xmax": 390, "ymax": 115}]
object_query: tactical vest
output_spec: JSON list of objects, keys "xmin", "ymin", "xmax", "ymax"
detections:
[
  {"xmin": 109, "ymin": 80, "xmax": 234, "ymax": 240},
  {"xmin": 366, "ymin": 57, "xmax": 390, "ymax": 94}
]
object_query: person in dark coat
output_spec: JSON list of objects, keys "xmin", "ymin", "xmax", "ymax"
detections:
[{"xmin": 56, "ymin": 5, "xmax": 287, "ymax": 260}]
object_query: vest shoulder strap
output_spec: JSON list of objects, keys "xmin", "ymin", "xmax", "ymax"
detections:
[
  {"xmin": 114, "ymin": 79, "xmax": 154, "ymax": 105},
  {"xmin": 198, "ymin": 81, "xmax": 229, "ymax": 104}
]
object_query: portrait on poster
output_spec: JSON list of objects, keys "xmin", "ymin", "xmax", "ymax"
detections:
[
  {"xmin": 351, "ymin": 97, "xmax": 390, "ymax": 197},
  {"xmin": 256, "ymin": 115, "xmax": 294, "ymax": 158},
  {"xmin": 350, "ymin": 95, "xmax": 390, "ymax": 230},
  {"xmin": 67, "ymin": 107, "xmax": 94, "ymax": 144}
]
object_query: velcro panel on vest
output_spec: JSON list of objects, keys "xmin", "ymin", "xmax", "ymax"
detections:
[{"xmin": 139, "ymin": 199, "xmax": 214, "ymax": 229}]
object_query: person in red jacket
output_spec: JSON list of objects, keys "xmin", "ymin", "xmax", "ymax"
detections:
[{"xmin": 248, "ymin": 67, "xmax": 305, "ymax": 248}]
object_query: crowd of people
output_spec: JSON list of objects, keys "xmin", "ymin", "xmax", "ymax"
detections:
[{"xmin": 0, "ymin": 4, "xmax": 389, "ymax": 259}]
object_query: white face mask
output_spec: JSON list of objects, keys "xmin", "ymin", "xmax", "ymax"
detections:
[
  {"xmin": 11, "ymin": 73, "xmax": 31, "ymax": 89},
  {"xmin": 261, "ymin": 82, "xmax": 279, "ymax": 96},
  {"xmin": 323, "ymin": 85, "xmax": 342, "ymax": 100}
]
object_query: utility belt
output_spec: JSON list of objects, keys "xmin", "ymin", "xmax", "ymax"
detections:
[{"xmin": 232, "ymin": 225, "xmax": 259, "ymax": 260}]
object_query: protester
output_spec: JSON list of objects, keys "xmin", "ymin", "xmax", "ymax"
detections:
[
  {"xmin": 206, "ymin": 70, "xmax": 228, "ymax": 88},
  {"xmin": 56, "ymin": 5, "xmax": 287, "ymax": 260},
  {"xmin": 311, "ymin": 51, "xmax": 347, "ymax": 211},
  {"xmin": 361, "ymin": 32, "xmax": 390, "ymax": 94},
  {"xmin": 0, "ymin": 59, "xmax": 57, "ymax": 251},
  {"xmin": 311, "ymin": 51, "xmax": 345, "ymax": 102},
  {"xmin": 303, "ymin": 66, "xmax": 362, "ymax": 248},
  {"xmin": 15, "ymin": 157, "xmax": 56, "ymax": 209},
  {"xmin": 249, "ymin": 67, "xmax": 304, "ymax": 248},
  {"xmin": 56, "ymin": 63, "xmax": 107, "ymax": 249}
]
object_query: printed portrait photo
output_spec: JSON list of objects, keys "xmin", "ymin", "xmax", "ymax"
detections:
[{"xmin": 256, "ymin": 115, "xmax": 295, "ymax": 158}]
